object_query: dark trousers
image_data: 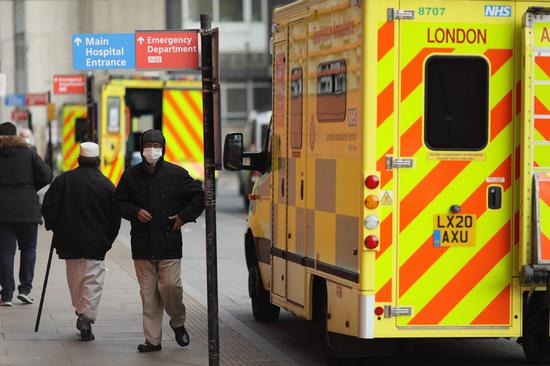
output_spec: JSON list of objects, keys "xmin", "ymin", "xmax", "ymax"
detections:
[{"xmin": 0, "ymin": 223, "xmax": 38, "ymax": 301}]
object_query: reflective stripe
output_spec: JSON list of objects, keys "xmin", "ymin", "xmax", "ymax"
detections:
[
  {"xmin": 162, "ymin": 89, "xmax": 204, "ymax": 180},
  {"xmin": 61, "ymin": 106, "xmax": 86, "ymax": 171},
  {"xmin": 358, "ymin": 294, "xmax": 375, "ymax": 339},
  {"xmin": 375, "ymin": 21, "xmax": 395, "ymax": 304}
]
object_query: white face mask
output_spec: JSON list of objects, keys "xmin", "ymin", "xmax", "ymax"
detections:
[{"xmin": 143, "ymin": 147, "xmax": 163, "ymax": 164}]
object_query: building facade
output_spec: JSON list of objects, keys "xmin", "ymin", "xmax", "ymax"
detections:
[{"xmin": 0, "ymin": 0, "xmax": 292, "ymax": 155}]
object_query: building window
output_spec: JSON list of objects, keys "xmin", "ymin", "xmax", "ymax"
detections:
[
  {"xmin": 251, "ymin": 0, "xmax": 262, "ymax": 21},
  {"xmin": 253, "ymin": 86, "xmax": 271, "ymax": 112},
  {"xmin": 424, "ymin": 56, "xmax": 489, "ymax": 151},
  {"xmin": 220, "ymin": 0, "xmax": 243, "ymax": 21},
  {"xmin": 290, "ymin": 68, "xmax": 303, "ymax": 149},
  {"xmin": 188, "ymin": 0, "xmax": 213, "ymax": 21},
  {"xmin": 227, "ymin": 87, "xmax": 247, "ymax": 114},
  {"xmin": 317, "ymin": 60, "xmax": 346, "ymax": 122}
]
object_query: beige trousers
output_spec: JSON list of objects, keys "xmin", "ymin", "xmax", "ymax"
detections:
[
  {"xmin": 134, "ymin": 259, "xmax": 186, "ymax": 345},
  {"xmin": 65, "ymin": 259, "xmax": 106, "ymax": 322}
]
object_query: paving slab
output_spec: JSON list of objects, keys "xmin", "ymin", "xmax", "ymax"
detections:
[{"xmin": 0, "ymin": 226, "xmax": 281, "ymax": 365}]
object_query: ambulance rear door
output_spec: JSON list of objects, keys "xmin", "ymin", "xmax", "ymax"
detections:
[
  {"xmin": 394, "ymin": 1, "xmax": 514, "ymax": 328},
  {"xmin": 162, "ymin": 83, "xmax": 204, "ymax": 180}
]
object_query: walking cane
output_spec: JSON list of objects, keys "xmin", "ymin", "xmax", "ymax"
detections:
[{"xmin": 34, "ymin": 241, "xmax": 54, "ymax": 332}]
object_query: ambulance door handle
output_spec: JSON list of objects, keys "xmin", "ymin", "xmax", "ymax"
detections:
[
  {"xmin": 300, "ymin": 180, "xmax": 304, "ymax": 200},
  {"xmin": 488, "ymin": 186, "xmax": 502, "ymax": 210},
  {"xmin": 450, "ymin": 205, "xmax": 461, "ymax": 213}
]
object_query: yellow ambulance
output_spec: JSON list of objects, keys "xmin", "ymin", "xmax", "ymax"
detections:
[
  {"xmin": 61, "ymin": 77, "xmax": 204, "ymax": 184},
  {"xmin": 223, "ymin": 0, "xmax": 550, "ymax": 363}
]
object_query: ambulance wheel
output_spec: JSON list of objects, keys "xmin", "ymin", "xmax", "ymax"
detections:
[
  {"xmin": 522, "ymin": 335, "xmax": 550, "ymax": 364},
  {"xmin": 315, "ymin": 279, "xmax": 359, "ymax": 366},
  {"xmin": 248, "ymin": 266, "xmax": 280, "ymax": 321},
  {"xmin": 521, "ymin": 292, "xmax": 550, "ymax": 364}
]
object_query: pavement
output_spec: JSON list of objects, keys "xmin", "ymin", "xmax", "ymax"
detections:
[{"xmin": 0, "ymin": 220, "xmax": 282, "ymax": 366}]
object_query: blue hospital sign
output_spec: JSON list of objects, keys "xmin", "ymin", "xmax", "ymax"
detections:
[{"xmin": 72, "ymin": 33, "xmax": 135, "ymax": 70}]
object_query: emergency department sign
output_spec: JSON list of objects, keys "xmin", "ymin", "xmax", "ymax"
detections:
[
  {"xmin": 135, "ymin": 31, "xmax": 199, "ymax": 69},
  {"xmin": 72, "ymin": 33, "xmax": 135, "ymax": 70}
]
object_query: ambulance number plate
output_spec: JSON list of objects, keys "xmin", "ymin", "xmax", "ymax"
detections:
[{"xmin": 433, "ymin": 214, "xmax": 476, "ymax": 247}]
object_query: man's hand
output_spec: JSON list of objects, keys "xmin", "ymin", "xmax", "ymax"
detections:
[
  {"xmin": 169, "ymin": 214, "xmax": 185, "ymax": 231},
  {"xmin": 137, "ymin": 209, "xmax": 152, "ymax": 223}
]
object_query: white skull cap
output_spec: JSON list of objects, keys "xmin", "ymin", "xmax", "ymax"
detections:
[{"xmin": 79, "ymin": 142, "xmax": 100, "ymax": 158}]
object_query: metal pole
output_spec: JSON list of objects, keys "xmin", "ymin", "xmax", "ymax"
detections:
[
  {"xmin": 34, "ymin": 241, "xmax": 54, "ymax": 332},
  {"xmin": 200, "ymin": 13, "xmax": 220, "ymax": 366},
  {"xmin": 46, "ymin": 91, "xmax": 53, "ymax": 171},
  {"xmin": 86, "ymin": 72, "xmax": 96, "ymax": 142}
]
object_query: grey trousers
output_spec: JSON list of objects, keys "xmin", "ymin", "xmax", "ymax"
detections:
[
  {"xmin": 134, "ymin": 259, "xmax": 186, "ymax": 345},
  {"xmin": 65, "ymin": 259, "xmax": 106, "ymax": 322}
]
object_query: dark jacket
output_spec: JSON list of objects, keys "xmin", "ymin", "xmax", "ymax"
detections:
[
  {"xmin": 0, "ymin": 136, "xmax": 52, "ymax": 224},
  {"xmin": 41, "ymin": 161, "xmax": 121, "ymax": 260},
  {"xmin": 114, "ymin": 160, "xmax": 204, "ymax": 260}
]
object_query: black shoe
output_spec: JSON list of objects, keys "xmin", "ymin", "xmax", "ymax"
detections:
[
  {"xmin": 137, "ymin": 341, "xmax": 162, "ymax": 352},
  {"xmin": 172, "ymin": 324, "xmax": 190, "ymax": 347},
  {"xmin": 76, "ymin": 315, "xmax": 95, "ymax": 341},
  {"xmin": 17, "ymin": 293, "xmax": 33, "ymax": 304}
]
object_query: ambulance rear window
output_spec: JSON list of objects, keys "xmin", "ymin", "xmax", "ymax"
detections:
[{"xmin": 424, "ymin": 56, "xmax": 489, "ymax": 151}]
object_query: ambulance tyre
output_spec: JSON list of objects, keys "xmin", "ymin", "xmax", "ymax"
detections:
[
  {"xmin": 521, "ymin": 292, "xmax": 550, "ymax": 364},
  {"xmin": 248, "ymin": 266, "xmax": 280, "ymax": 321},
  {"xmin": 314, "ymin": 278, "xmax": 359, "ymax": 366}
]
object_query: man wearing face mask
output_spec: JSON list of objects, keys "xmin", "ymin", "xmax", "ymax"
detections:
[{"xmin": 113, "ymin": 130, "xmax": 204, "ymax": 353}]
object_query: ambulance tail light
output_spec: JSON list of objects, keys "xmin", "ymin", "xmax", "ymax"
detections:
[
  {"xmin": 364, "ymin": 235, "xmax": 379, "ymax": 249},
  {"xmin": 365, "ymin": 195, "xmax": 379, "ymax": 209},
  {"xmin": 364, "ymin": 215, "xmax": 379, "ymax": 230},
  {"xmin": 365, "ymin": 175, "xmax": 379, "ymax": 189},
  {"xmin": 374, "ymin": 306, "xmax": 384, "ymax": 316}
]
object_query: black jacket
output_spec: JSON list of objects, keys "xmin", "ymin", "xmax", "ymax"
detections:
[
  {"xmin": 0, "ymin": 136, "xmax": 52, "ymax": 224},
  {"xmin": 41, "ymin": 161, "xmax": 121, "ymax": 260},
  {"xmin": 114, "ymin": 160, "xmax": 204, "ymax": 260}
]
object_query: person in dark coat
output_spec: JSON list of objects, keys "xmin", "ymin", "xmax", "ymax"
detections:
[
  {"xmin": 114, "ymin": 130, "xmax": 204, "ymax": 352},
  {"xmin": 0, "ymin": 121, "xmax": 52, "ymax": 306},
  {"xmin": 41, "ymin": 142, "xmax": 121, "ymax": 341}
]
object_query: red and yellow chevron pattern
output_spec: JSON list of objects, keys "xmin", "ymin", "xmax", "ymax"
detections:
[
  {"xmin": 162, "ymin": 89, "xmax": 204, "ymax": 180},
  {"xmin": 101, "ymin": 135, "xmax": 125, "ymax": 185},
  {"xmin": 395, "ymin": 22, "xmax": 514, "ymax": 327},
  {"xmin": 61, "ymin": 105, "xmax": 87, "ymax": 172}
]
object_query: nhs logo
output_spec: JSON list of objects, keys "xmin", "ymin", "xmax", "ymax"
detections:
[{"xmin": 484, "ymin": 5, "xmax": 512, "ymax": 17}]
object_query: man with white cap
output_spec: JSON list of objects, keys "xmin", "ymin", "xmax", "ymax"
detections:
[{"xmin": 42, "ymin": 142, "xmax": 121, "ymax": 341}]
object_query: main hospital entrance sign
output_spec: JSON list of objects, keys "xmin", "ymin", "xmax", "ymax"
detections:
[{"xmin": 72, "ymin": 31, "xmax": 199, "ymax": 70}]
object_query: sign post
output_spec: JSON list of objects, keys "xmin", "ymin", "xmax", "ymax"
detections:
[
  {"xmin": 200, "ymin": 14, "xmax": 220, "ymax": 366},
  {"xmin": 68, "ymin": 29, "xmax": 222, "ymax": 364},
  {"xmin": 86, "ymin": 73, "xmax": 97, "ymax": 142}
]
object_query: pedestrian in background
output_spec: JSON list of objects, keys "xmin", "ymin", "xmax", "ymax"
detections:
[
  {"xmin": 41, "ymin": 142, "xmax": 121, "ymax": 341},
  {"xmin": 18, "ymin": 128, "xmax": 35, "ymax": 147},
  {"xmin": 0, "ymin": 121, "xmax": 52, "ymax": 306},
  {"xmin": 114, "ymin": 130, "xmax": 204, "ymax": 353}
]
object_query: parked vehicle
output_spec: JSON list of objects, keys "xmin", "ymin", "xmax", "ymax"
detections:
[{"xmin": 224, "ymin": 1, "xmax": 550, "ymax": 364}]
